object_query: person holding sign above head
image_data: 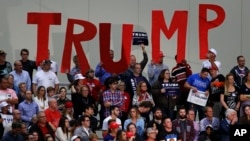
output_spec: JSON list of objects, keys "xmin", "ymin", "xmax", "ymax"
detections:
[
  {"xmin": 119, "ymin": 43, "xmax": 148, "ymax": 81},
  {"xmin": 184, "ymin": 68, "xmax": 211, "ymax": 121}
]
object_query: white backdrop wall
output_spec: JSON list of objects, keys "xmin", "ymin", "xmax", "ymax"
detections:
[{"xmin": 0, "ymin": 0, "xmax": 249, "ymax": 83}]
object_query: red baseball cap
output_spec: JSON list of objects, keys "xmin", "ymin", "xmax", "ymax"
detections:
[
  {"xmin": 65, "ymin": 101, "xmax": 73, "ymax": 108},
  {"xmin": 159, "ymin": 51, "xmax": 165, "ymax": 57},
  {"xmin": 109, "ymin": 122, "xmax": 120, "ymax": 129}
]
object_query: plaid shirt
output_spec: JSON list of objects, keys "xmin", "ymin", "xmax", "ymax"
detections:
[{"xmin": 103, "ymin": 89, "xmax": 123, "ymax": 117}]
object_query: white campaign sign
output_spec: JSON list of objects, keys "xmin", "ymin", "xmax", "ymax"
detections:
[{"xmin": 187, "ymin": 90, "xmax": 208, "ymax": 107}]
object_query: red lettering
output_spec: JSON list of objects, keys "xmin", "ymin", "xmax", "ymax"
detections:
[
  {"xmin": 199, "ymin": 4, "xmax": 225, "ymax": 59},
  {"xmin": 99, "ymin": 23, "xmax": 133, "ymax": 74},
  {"xmin": 27, "ymin": 13, "xmax": 61, "ymax": 65},
  {"xmin": 152, "ymin": 10, "xmax": 188, "ymax": 63},
  {"xmin": 61, "ymin": 19, "xmax": 97, "ymax": 73}
]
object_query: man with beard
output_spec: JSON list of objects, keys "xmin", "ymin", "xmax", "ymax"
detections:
[
  {"xmin": 172, "ymin": 106, "xmax": 195, "ymax": 141},
  {"xmin": 147, "ymin": 107, "xmax": 164, "ymax": 140}
]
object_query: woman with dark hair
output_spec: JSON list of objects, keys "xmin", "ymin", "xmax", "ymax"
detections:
[
  {"xmin": 34, "ymin": 86, "xmax": 48, "ymax": 111},
  {"xmin": 116, "ymin": 130, "xmax": 127, "ymax": 141},
  {"xmin": 126, "ymin": 122, "xmax": 143, "ymax": 141},
  {"xmin": 151, "ymin": 69, "xmax": 180, "ymax": 119},
  {"xmin": 57, "ymin": 87, "xmax": 70, "ymax": 112},
  {"xmin": 239, "ymin": 71, "xmax": 250, "ymax": 117},
  {"xmin": 55, "ymin": 117, "xmax": 72, "ymax": 141},
  {"xmin": 239, "ymin": 104, "xmax": 250, "ymax": 124},
  {"xmin": 72, "ymin": 85, "xmax": 95, "ymax": 119}
]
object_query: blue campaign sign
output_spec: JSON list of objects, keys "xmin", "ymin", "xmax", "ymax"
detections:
[{"xmin": 132, "ymin": 32, "xmax": 148, "ymax": 45}]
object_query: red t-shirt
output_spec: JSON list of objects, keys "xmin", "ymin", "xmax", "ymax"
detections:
[
  {"xmin": 120, "ymin": 91, "xmax": 131, "ymax": 113},
  {"xmin": 44, "ymin": 108, "xmax": 61, "ymax": 128}
]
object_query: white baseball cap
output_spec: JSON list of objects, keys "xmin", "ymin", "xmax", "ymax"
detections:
[
  {"xmin": 71, "ymin": 135, "xmax": 81, "ymax": 141},
  {"xmin": 0, "ymin": 101, "xmax": 9, "ymax": 109},
  {"xmin": 209, "ymin": 48, "xmax": 217, "ymax": 56},
  {"xmin": 74, "ymin": 73, "xmax": 85, "ymax": 81}
]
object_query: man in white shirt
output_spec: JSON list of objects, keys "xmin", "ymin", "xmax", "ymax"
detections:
[
  {"xmin": 37, "ymin": 49, "xmax": 59, "ymax": 75},
  {"xmin": 32, "ymin": 59, "xmax": 59, "ymax": 93},
  {"xmin": 102, "ymin": 105, "xmax": 121, "ymax": 137},
  {"xmin": 202, "ymin": 48, "xmax": 221, "ymax": 71}
]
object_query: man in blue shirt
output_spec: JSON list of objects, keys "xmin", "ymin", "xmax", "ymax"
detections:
[
  {"xmin": 184, "ymin": 68, "xmax": 210, "ymax": 120},
  {"xmin": 18, "ymin": 90, "xmax": 39, "ymax": 127},
  {"xmin": 95, "ymin": 50, "xmax": 119, "ymax": 85},
  {"xmin": 10, "ymin": 60, "xmax": 31, "ymax": 92}
]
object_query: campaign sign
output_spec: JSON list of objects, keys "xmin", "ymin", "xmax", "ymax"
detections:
[
  {"xmin": 187, "ymin": 90, "xmax": 208, "ymax": 107},
  {"xmin": 132, "ymin": 32, "xmax": 148, "ymax": 45},
  {"xmin": 230, "ymin": 124, "xmax": 250, "ymax": 140}
]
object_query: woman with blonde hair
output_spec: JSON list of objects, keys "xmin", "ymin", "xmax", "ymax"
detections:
[
  {"xmin": 133, "ymin": 81, "xmax": 154, "ymax": 107},
  {"xmin": 220, "ymin": 73, "xmax": 240, "ymax": 118},
  {"xmin": 123, "ymin": 106, "xmax": 145, "ymax": 136}
]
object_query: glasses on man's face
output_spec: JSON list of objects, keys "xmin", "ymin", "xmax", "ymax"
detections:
[{"xmin": 22, "ymin": 53, "xmax": 28, "ymax": 56}]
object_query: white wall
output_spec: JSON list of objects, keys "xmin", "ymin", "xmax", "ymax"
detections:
[{"xmin": 0, "ymin": 0, "xmax": 249, "ymax": 83}]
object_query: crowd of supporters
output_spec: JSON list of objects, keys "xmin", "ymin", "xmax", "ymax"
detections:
[{"xmin": 0, "ymin": 46, "xmax": 249, "ymax": 141}]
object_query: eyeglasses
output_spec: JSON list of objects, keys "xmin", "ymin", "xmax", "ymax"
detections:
[{"xmin": 22, "ymin": 53, "xmax": 28, "ymax": 56}]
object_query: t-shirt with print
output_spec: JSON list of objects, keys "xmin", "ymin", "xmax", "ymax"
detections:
[{"xmin": 158, "ymin": 129, "xmax": 180, "ymax": 141}]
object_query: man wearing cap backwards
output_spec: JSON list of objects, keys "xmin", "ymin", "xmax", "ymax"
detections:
[
  {"xmin": 147, "ymin": 51, "xmax": 169, "ymax": 86},
  {"xmin": 0, "ymin": 50, "xmax": 12, "ymax": 76},
  {"xmin": 37, "ymin": 49, "xmax": 59, "ymax": 75},
  {"xmin": 32, "ymin": 59, "xmax": 59, "ymax": 94},
  {"xmin": 202, "ymin": 48, "xmax": 221, "ymax": 71}
]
